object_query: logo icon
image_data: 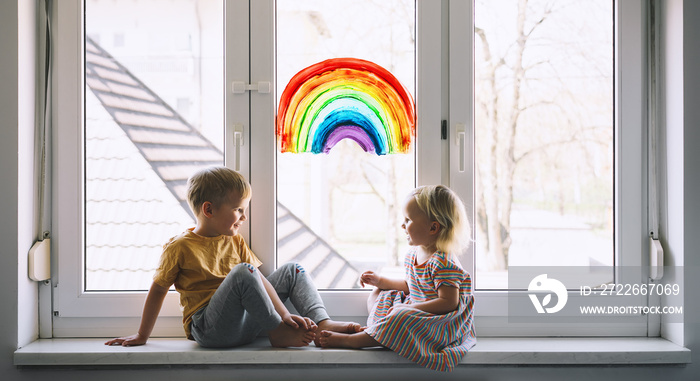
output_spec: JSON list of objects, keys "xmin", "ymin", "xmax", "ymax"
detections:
[{"xmin": 527, "ymin": 274, "xmax": 568, "ymax": 314}]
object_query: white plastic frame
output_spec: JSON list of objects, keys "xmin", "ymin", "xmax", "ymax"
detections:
[{"xmin": 51, "ymin": 0, "xmax": 650, "ymax": 338}]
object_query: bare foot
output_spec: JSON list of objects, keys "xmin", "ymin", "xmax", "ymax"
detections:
[
  {"xmin": 267, "ymin": 322, "xmax": 316, "ymax": 348},
  {"xmin": 317, "ymin": 330, "xmax": 352, "ymax": 348},
  {"xmin": 314, "ymin": 320, "xmax": 363, "ymax": 346},
  {"xmin": 317, "ymin": 319, "xmax": 363, "ymax": 333},
  {"xmin": 317, "ymin": 330, "xmax": 380, "ymax": 349}
]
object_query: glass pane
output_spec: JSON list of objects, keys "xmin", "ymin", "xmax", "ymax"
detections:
[
  {"xmin": 276, "ymin": 0, "xmax": 416, "ymax": 289},
  {"xmin": 474, "ymin": 0, "xmax": 614, "ymax": 289},
  {"xmin": 85, "ymin": 0, "xmax": 223, "ymax": 291}
]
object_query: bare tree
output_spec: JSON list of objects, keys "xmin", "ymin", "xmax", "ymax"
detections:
[{"xmin": 475, "ymin": 0, "xmax": 612, "ymax": 270}]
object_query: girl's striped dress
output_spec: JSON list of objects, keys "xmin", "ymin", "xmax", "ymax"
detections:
[{"xmin": 364, "ymin": 249, "xmax": 476, "ymax": 372}]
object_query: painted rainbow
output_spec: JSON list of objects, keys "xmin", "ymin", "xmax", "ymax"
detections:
[{"xmin": 277, "ymin": 58, "xmax": 415, "ymax": 155}]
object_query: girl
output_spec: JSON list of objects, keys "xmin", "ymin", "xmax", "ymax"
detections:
[{"xmin": 318, "ymin": 185, "xmax": 476, "ymax": 372}]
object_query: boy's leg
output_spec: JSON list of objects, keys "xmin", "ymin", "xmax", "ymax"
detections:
[
  {"xmin": 190, "ymin": 263, "xmax": 282, "ymax": 348},
  {"xmin": 266, "ymin": 263, "xmax": 329, "ymax": 323},
  {"xmin": 267, "ymin": 263, "xmax": 363, "ymax": 339}
]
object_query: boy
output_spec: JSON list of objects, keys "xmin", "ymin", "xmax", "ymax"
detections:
[{"xmin": 106, "ymin": 166, "xmax": 359, "ymax": 348}]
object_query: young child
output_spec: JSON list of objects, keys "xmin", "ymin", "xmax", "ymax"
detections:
[
  {"xmin": 106, "ymin": 166, "xmax": 359, "ymax": 348},
  {"xmin": 318, "ymin": 185, "xmax": 476, "ymax": 372}
]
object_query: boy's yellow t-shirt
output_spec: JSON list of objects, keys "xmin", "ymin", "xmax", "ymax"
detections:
[{"xmin": 153, "ymin": 228, "xmax": 263, "ymax": 339}]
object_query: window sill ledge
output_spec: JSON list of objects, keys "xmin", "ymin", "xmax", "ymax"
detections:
[{"xmin": 14, "ymin": 337, "xmax": 690, "ymax": 367}]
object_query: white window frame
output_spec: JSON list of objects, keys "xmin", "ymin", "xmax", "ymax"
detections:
[
  {"xmin": 51, "ymin": 0, "xmax": 651, "ymax": 338},
  {"xmin": 51, "ymin": 0, "xmax": 247, "ymax": 337},
  {"xmin": 448, "ymin": 0, "xmax": 649, "ymax": 336}
]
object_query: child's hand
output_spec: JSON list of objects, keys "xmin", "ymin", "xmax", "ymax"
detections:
[
  {"xmin": 104, "ymin": 332, "xmax": 148, "ymax": 347},
  {"xmin": 359, "ymin": 271, "xmax": 381, "ymax": 288},
  {"xmin": 283, "ymin": 314, "xmax": 317, "ymax": 331}
]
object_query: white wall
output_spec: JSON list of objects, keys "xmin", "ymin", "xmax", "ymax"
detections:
[
  {"xmin": 682, "ymin": 0, "xmax": 700, "ymax": 363},
  {"xmin": 1, "ymin": 0, "xmax": 699, "ymax": 380},
  {"xmin": 18, "ymin": 0, "xmax": 42, "ymax": 348},
  {"xmin": 0, "ymin": 1, "xmax": 21, "ymax": 377},
  {"xmin": 1, "ymin": 0, "xmax": 40, "ymax": 377}
]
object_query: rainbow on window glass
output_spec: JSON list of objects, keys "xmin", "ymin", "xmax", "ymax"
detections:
[{"xmin": 277, "ymin": 58, "xmax": 415, "ymax": 155}]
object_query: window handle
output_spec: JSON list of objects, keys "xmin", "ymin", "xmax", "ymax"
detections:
[
  {"xmin": 456, "ymin": 123, "xmax": 466, "ymax": 172},
  {"xmin": 227, "ymin": 124, "xmax": 244, "ymax": 171},
  {"xmin": 232, "ymin": 81, "xmax": 271, "ymax": 94}
]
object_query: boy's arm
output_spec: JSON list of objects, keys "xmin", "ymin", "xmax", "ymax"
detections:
[
  {"xmin": 105, "ymin": 282, "xmax": 170, "ymax": 346},
  {"xmin": 260, "ymin": 273, "xmax": 314, "ymax": 330}
]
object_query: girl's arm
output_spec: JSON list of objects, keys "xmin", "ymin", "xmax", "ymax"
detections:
[
  {"xmin": 260, "ymin": 273, "xmax": 314, "ymax": 330},
  {"xmin": 105, "ymin": 281, "xmax": 170, "ymax": 346},
  {"xmin": 405, "ymin": 284, "xmax": 460, "ymax": 315},
  {"xmin": 360, "ymin": 271, "xmax": 409, "ymax": 294}
]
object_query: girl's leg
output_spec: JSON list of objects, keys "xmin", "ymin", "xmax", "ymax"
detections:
[
  {"xmin": 317, "ymin": 330, "xmax": 381, "ymax": 349},
  {"xmin": 367, "ymin": 287, "xmax": 381, "ymax": 313},
  {"xmin": 190, "ymin": 263, "xmax": 281, "ymax": 348}
]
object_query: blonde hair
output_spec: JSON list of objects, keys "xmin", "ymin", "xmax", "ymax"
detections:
[
  {"xmin": 411, "ymin": 185, "xmax": 471, "ymax": 254},
  {"xmin": 186, "ymin": 167, "xmax": 251, "ymax": 216}
]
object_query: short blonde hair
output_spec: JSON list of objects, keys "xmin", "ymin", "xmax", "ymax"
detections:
[
  {"xmin": 186, "ymin": 167, "xmax": 251, "ymax": 216},
  {"xmin": 411, "ymin": 185, "xmax": 471, "ymax": 254}
]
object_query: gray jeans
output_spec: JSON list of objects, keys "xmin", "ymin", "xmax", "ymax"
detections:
[{"xmin": 190, "ymin": 262, "xmax": 329, "ymax": 348}]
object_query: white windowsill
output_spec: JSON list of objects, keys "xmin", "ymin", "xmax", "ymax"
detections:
[{"xmin": 14, "ymin": 337, "xmax": 690, "ymax": 366}]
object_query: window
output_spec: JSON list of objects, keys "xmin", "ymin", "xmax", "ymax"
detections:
[
  {"xmin": 449, "ymin": 0, "xmax": 647, "ymax": 335},
  {"xmin": 52, "ymin": 0, "xmax": 649, "ymax": 338},
  {"xmin": 275, "ymin": 0, "xmax": 416, "ymax": 289},
  {"xmin": 244, "ymin": 0, "xmax": 441, "ymax": 313},
  {"xmin": 84, "ymin": 0, "xmax": 224, "ymax": 291},
  {"xmin": 472, "ymin": 0, "xmax": 614, "ymax": 289}
]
